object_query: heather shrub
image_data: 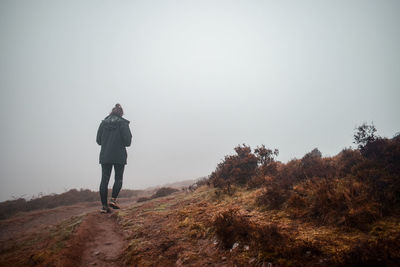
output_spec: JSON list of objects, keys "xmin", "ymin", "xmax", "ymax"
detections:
[
  {"xmin": 335, "ymin": 148, "xmax": 362, "ymax": 178},
  {"xmin": 210, "ymin": 124, "xmax": 399, "ymax": 230},
  {"xmin": 300, "ymin": 148, "xmax": 336, "ymax": 180},
  {"xmin": 209, "ymin": 144, "xmax": 258, "ymax": 189},
  {"xmin": 212, "ymin": 207, "xmax": 287, "ymax": 250},
  {"xmin": 212, "ymin": 207, "xmax": 252, "ymax": 249},
  {"xmin": 254, "ymin": 145, "xmax": 279, "ymax": 165},
  {"xmin": 0, "ymin": 198, "xmax": 27, "ymax": 219},
  {"xmin": 286, "ymin": 192, "xmax": 306, "ymax": 209},
  {"xmin": 258, "ymin": 161, "xmax": 279, "ymax": 177},
  {"xmin": 212, "ymin": 208, "xmax": 321, "ymax": 264},
  {"xmin": 300, "ymin": 148, "xmax": 322, "ymax": 178},
  {"xmin": 336, "ymin": 231, "xmax": 400, "ymax": 266},
  {"xmin": 247, "ymin": 175, "xmax": 268, "ymax": 189},
  {"xmin": 248, "ymin": 146, "xmax": 279, "ymax": 189},
  {"xmin": 209, "ymin": 144, "xmax": 279, "ymax": 191},
  {"xmin": 256, "ymin": 177, "xmax": 290, "ymax": 209},
  {"xmin": 274, "ymin": 159, "xmax": 303, "ymax": 187},
  {"xmin": 250, "ymin": 223, "xmax": 286, "ymax": 252},
  {"xmin": 151, "ymin": 187, "xmax": 179, "ymax": 199},
  {"xmin": 136, "ymin": 187, "xmax": 179, "ymax": 203},
  {"xmin": 137, "ymin": 197, "xmax": 151, "ymax": 203},
  {"xmin": 352, "ymin": 136, "xmax": 400, "ymax": 214},
  {"xmin": 195, "ymin": 177, "xmax": 209, "ymax": 187},
  {"xmin": 289, "ymin": 178, "xmax": 381, "ymax": 228},
  {"xmin": 352, "ymin": 123, "xmax": 400, "ymax": 211},
  {"xmin": 254, "ymin": 158, "xmax": 302, "ymax": 210}
]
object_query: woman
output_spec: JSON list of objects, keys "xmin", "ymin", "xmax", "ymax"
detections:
[{"xmin": 96, "ymin": 104, "xmax": 132, "ymax": 213}]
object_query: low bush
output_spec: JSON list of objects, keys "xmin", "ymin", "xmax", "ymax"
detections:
[
  {"xmin": 209, "ymin": 144, "xmax": 279, "ymax": 191},
  {"xmin": 212, "ymin": 207, "xmax": 252, "ymax": 249},
  {"xmin": 195, "ymin": 177, "xmax": 209, "ymax": 187},
  {"xmin": 256, "ymin": 177, "xmax": 290, "ymax": 209},
  {"xmin": 354, "ymin": 137, "xmax": 400, "ymax": 212},
  {"xmin": 0, "ymin": 189, "xmax": 99, "ymax": 219},
  {"xmin": 258, "ymin": 125, "xmax": 398, "ymax": 229},
  {"xmin": 136, "ymin": 187, "xmax": 179, "ymax": 203},
  {"xmin": 209, "ymin": 144, "xmax": 258, "ymax": 189},
  {"xmin": 137, "ymin": 197, "xmax": 151, "ymax": 203},
  {"xmin": 289, "ymin": 178, "xmax": 381, "ymax": 228},
  {"xmin": 212, "ymin": 207, "xmax": 288, "ymax": 250},
  {"xmin": 247, "ymin": 175, "xmax": 267, "ymax": 189},
  {"xmin": 335, "ymin": 231, "xmax": 400, "ymax": 266},
  {"xmin": 335, "ymin": 148, "xmax": 363, "ymax": 178},
  {"xmin": 207, "ymin": 123, "xmax": 399, "ymax": 230},
  {"xmin": 273, "ymin": 159, "xmax": 303, "ymax": 188},
  {"xmin": 300, "ymin": 149, "xmax": 336, "ymax": 180},
  {"xmin": 151, "ymin": 187, "xmax": 179, "ymax": 199},
  {"xmin": 211, "ymin": 207, "xmax": 321, "ymax": 264},
  {"xmin": 0, "ymin": 198, "xmax": 27, "ymax": 220}
]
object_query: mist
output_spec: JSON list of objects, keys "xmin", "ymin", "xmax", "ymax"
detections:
[{"xmin": 0, "ymin": 0, "xmax": 399, "ymax": 201}]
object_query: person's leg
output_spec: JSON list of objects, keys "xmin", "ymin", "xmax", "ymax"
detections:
[
  {"xmin": 100, "ymin": 164, "xmax": 112, "ymax": 207},
  {"xmin": 111, "ymin": 164, "xmax": 125, "ymax": 199}
]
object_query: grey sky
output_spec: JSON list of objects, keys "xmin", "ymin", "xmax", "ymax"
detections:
[{"xmin": 0, "ymin": 0, "xmax": 399, "ymax": 201}]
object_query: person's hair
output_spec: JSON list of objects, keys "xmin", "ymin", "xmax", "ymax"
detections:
[{"xmin": 110, "ymin": 103, "xmax": 124, "ymax": 116}]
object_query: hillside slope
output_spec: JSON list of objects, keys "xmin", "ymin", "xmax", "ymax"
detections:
[
  {"xmin": 117, "ymin": 187, "xmax": 400, "ymax": 266},
  {"xmin": 2, "ymin": 185, "xmax": 399, "ymax": 266}
]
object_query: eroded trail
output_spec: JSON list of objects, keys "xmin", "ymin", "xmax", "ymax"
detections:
[
  {"xmin": 0, "ymin": 198, "xmax": 137, "ymax": 243},
  {"xmin": 0, "ymin": 202, "xmax": 99, "ymax": 242},
  {"xmin": 69, "ymin": 212, "xmax": 127, "ymax": 267}
]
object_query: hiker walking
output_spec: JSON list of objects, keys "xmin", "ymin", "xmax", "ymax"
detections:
[{"xmin": 96, "ymin": 104, "xmax": 132, "ymax": 213}]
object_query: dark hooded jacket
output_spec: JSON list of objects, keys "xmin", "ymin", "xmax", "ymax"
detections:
[{"xmin": 96, "ymin": 115, "xmax": 132, "ymax": 165}]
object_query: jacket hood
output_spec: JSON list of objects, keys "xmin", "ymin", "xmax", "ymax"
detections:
[{"xmin": 102, "ymin": 115, "xmax": 130, "ymax": 130}]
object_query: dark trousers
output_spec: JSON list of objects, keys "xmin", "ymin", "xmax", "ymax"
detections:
[{"xmin": 100, "ymin": 164, "xmax": 125, "ymax": 207}]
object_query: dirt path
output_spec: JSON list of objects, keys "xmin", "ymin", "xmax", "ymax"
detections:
[
  {"xmin": 0, "ymin": 200, "xmax": 134, "ymax": 267},
  {"xmin": 0, "ymin": 202, "xmax": 99, "ymax": 242},
  {"xmin": 79, "ymin": 212, "xmax": 126, "ymax": 266},
  {"xmin": 0, "ymin": 198, "xmax": 136, "ymax": 243}
]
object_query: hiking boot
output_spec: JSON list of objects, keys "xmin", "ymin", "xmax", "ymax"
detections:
[
  {"xmin": 100, "ymin": 206, "xmax": 111, "ymax": 213},
  {"xmin": 109, "ymin": 198, "xmax": 120, "ymax": 209}
]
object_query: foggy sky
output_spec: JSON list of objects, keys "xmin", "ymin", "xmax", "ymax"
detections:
[{"xmin": 0, "ymin": 0, "xmax": 399, "ymax": 201}]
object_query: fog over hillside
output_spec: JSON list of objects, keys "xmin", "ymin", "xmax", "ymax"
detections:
[{"xmin": 0, "ymin": 0, "xmax": 399, "ymax": 201}]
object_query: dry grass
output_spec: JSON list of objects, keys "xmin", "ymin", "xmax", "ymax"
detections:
[
  {"xmin": 0, "ymin": 215, "xmax": 84, "ymax": 267},
  {"xmin": 112, "ymin": 185, "xmax": 400, "ymax": 266}
]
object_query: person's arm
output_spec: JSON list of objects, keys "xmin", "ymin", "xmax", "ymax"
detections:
[
  {"xmin": 121, "ymin": 122, "xmax": 132, "ymax": 147},
  {"xmin": 96, "ymin": 122, "xmax": 103, "ymax": 145}
]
